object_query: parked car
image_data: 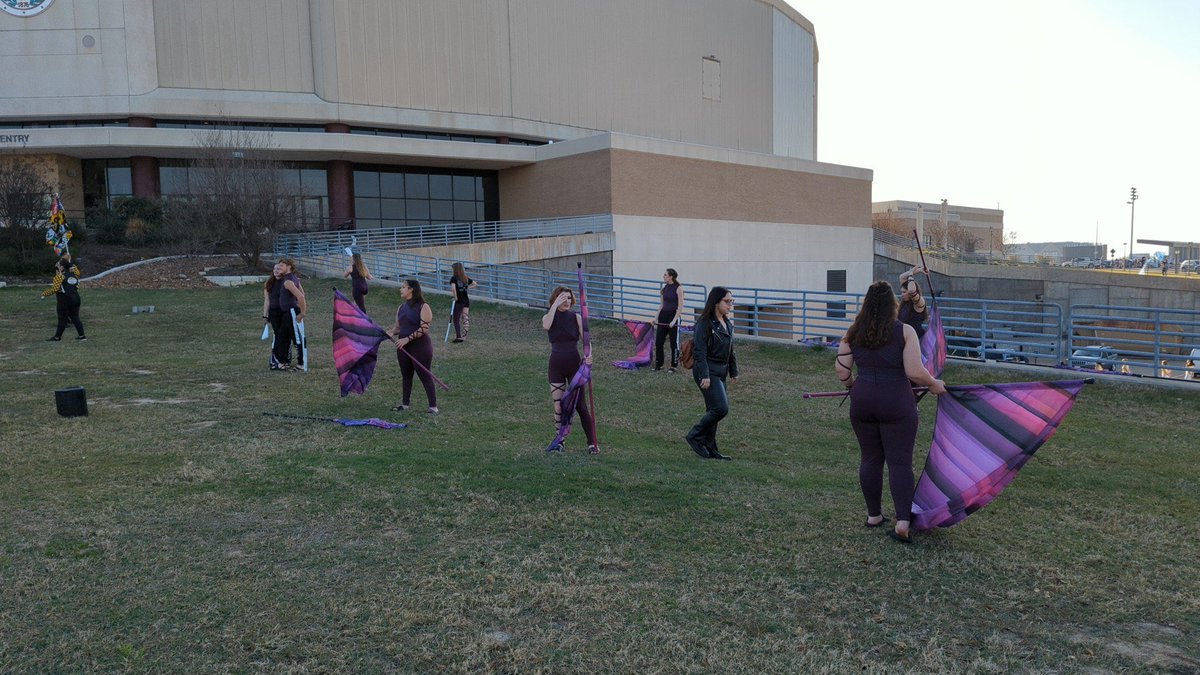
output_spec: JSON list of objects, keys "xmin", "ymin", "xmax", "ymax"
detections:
[
  {"xmin": 983, "ymin": 347, "xmax": 1030, "ymax": 364},
  {"xmin": 1069, "ymin": 345, "xmax": 1119, "ymax": 371},
  {"xmin": 1060, "ymin": 257, "xmax": 1097, "ymax": 268},
  {"xmin": 1180, "ymin": 260, "xmax": 1200, "ymax": 274}
]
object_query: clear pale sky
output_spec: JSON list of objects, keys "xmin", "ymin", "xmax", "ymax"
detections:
[{"xmin": 785, "ymin": 0, "xmax": 1200, "ymax": 255}]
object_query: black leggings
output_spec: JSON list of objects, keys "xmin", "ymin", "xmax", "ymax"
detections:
[
  {"xmin": 850, "ymin": 382, "xmax": 919, "ymax": 521},
  {"xmin": 269, "ymin": 309, "xmax": 295, "ymax": 366},
  {"xmin": 654, "ymin": 309, "xmax": 678, "ymax": 368},
  {"xmin": 397, "ymin": 335, "xmax": 437, "ymax": 407},
  {"xmin": 688, "ymin": 371, "xmax": 728, "ymax": 451},
  {"xmin": 453, "ymin": 302, "xmax": 469, "ymax": 339},
  {"xmin": 54, "ymin": 295, "xmax": 85, "ymax": 338},
  {"xmin": 548, "ymin": 349, "xmax": 597, "ymax": 445}
]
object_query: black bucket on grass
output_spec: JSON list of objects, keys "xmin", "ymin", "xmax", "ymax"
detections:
[{"xmin": 55, "ymin": 386, "xmax": 88, "ymax": 417}]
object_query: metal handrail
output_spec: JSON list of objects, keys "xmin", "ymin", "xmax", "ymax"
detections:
[{"xmin": 275, "ymin": 214, "xmax": 613, "ymax": 257}]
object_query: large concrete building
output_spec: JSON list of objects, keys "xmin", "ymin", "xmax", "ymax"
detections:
[{"xmin": 2, "ymin": 0, "xmax": 873, "ymax": 292}]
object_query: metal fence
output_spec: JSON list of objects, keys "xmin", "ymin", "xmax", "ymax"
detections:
[
  {"xmin": 297, "ymin": 246, "xmax": 1198, "ymax": 381},
  {"xmin": 275, "ymin": 214, "xmax": 613, "ymax": 257},
  {"xmin": 1067, "ymin": 304, "xmax": 1200, "ymax": 378},
  {"xmin": 300, "ymin": 249, "xmax": 706, "ymax": 323},
  {"xmin": 937, "ymin": 298, "xmax": 1064, "ymax": 363}
]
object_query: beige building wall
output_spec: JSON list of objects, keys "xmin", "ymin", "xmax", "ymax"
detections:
[
  {"xmin": 613, "ymin": 216, "xmax": 874, "ymax": 297},
  {"xmin": 4, "ymin": 0, "xmax": 817, "ymax": 158},
  {"xmin": 153, "ymin": 0, "xmax": 314, "ymax": 93}
]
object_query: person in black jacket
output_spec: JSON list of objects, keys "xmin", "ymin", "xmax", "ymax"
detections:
[
  {"xmin": 685, "ymin": 286, "xmax": 738, "ymax": 460},
  {"xmin": 42, "ymin": 254, "xmax": 86, "ymax": 341}
]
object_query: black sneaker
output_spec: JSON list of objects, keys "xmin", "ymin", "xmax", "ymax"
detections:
[
  {"xmin": 47, "ymin": 336, "xmax": 62, "ymax": 342},
  {"xmin": 452, "ymin": 338, "xmax": 464, "ymax": 343},
  {"xmin": 76, "ymin": 336, "xmax": 88, "ymax": 341}
]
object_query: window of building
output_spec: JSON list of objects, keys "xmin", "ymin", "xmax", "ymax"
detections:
[
  {"xmin": 81, "ymin": 159, "xmax": 132, "ymax": 210},
  {"xmin": 352, "ymin": 167, "xmax": 498, "ymax": 230}
]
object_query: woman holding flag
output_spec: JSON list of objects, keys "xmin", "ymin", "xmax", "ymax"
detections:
[
  {"xmin": 389, "ymin": 279, "xmax": 438, "ymax": 414},
  {"xmin": 541, "ymin": 286, "xmax": 597, "ymax": 454},
  {"xmin": 42, "ymin": 253, "xmax": 86, "ymax": 341},
  {"xmin": 835, "ymin": 280, "xmax": 946, "ymax": 543}
]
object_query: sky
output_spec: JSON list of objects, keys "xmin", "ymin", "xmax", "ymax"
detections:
[{"xmin": 783, "ymin": 0, "xmax": 1200, "ymax": 255}]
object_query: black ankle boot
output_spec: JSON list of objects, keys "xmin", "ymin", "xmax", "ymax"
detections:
[{"xmin": 684, "ymin": 431, "xmax": 711, "ymax": 458}]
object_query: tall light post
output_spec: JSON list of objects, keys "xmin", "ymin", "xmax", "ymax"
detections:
[{"xmin": 1127, "ymin": 187, "xmax": 1138, "ymax": 266}]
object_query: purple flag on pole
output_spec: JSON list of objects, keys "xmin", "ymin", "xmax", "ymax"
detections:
[
  {"xmin": 332, "ymin": 289, "xmax": 393, "ymax": 397},
  {"xmin": 912, "ymin": 379, "xmax": 1087, "ymax": 530}
]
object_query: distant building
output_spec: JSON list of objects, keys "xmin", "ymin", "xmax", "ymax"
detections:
[
  {"xmin": 1008, "ymin": 242, "xmax": 1114, "ymax": 262},
  {"xmin": 872, "ymin": 200, "xmax": 1003, "ymax": 255}
]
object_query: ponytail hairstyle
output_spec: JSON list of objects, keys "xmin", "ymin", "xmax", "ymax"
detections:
[
  {"xmin": 665, "ymin": 268, "xmax": 678, "ymax": 283},
  {"xmin": 845, "ymin": 281, "xmax": 899, "ymax": 349}
]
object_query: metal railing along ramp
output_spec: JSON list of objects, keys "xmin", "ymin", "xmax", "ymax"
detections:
[
  {"xmin": 288, "ymin": 235, "xmax": 1200, "ymax": 382},
  {"xmin": 275, "ymin": 214, "xmax": 613, "ymax": 257}
]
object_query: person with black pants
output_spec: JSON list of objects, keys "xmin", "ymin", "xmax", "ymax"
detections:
[
  {"xmin": 42, "ymin": 254, "xmax": 86, "ymax": 341},
  {"xmin": 653, "ymin": 268, "xmax": 685, "ymax": 372},
  {"xmin": 686, "ymin": 286, "xmax": 739, "ymax": 460}
]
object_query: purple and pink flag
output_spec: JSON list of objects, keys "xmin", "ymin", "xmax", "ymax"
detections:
[
  {"xmin": 612, "ymin": 320, "xmax": 654, "ymax": 369},
  {"xmin": 332, "ymin": 289, "xmax": 393, "ymax": 397},
  {"xmin": 912, "ymin": 379, "xmax": 1087, "ymax": 530}
]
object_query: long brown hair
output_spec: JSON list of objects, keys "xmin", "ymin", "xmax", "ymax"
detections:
[
  {"xmin": 352, "ymin": 253, "xmax": 368, "ymax": 277},
  {"xmin": 404, "ymin": 279, "xmax": 425, "ymax": 306},
  {"xmin": 845, "ymin": 281, "xmax": 899, "ymax": 349},
  {"xmin": 452, "ymin": 261, "xmax": 467, "ymax": 283}
]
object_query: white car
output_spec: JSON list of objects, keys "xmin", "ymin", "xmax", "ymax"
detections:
[
  {"xmin": 1069, "ymin": 345, "xmax": 1119, "ymax": 371},
  {"xmin": 1180, "ymin": 260, "xmax": 1200, "ymax": 274}
]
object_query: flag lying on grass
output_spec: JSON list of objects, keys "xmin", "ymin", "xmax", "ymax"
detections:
[
  {"xmin": 611, "ymin": 320, "xmax": 654, "ymax": 369},
  {"xmin": 332, "ymin": 289, "xmax": 392, "ymax": 396},
  {"xmin": 912, "ymin": 379, "xmax": 1088, "ymax": 530},
  {"xmin": 263, "ymin": 412, "xmax": 406, "ymax": 430}
]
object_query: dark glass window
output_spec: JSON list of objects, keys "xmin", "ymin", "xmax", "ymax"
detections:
[
  {"xmin": 352, "ymin": 167, "xmax": 496, "ymax": 230},
  {"xmin": 354, "ymin": 171, "xmax": 380, "ymax": 197},
  {"xmin": 379, "ymin": 172, "xmax": 404, "ymax": 197},
  {"xmin": 429, "ymin": 174, "xmax": 453, "ymax": 200},
  {"xmin": 405, "ymin": 174, "xmax": 429, "ymax": 199}
]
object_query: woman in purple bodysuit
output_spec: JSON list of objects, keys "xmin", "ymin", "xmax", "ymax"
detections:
[
  {"xmin": 836, "ymin": 281, "xmax": 946, "ymax": 543},
  {"xmin": 541, "ymin": 286, "xmax": 597, "ymax": 454}
]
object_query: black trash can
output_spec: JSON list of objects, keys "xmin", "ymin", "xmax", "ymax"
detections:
[{"xmin": 55, "ymin": 386, "xmax": 88, "ymax": 417}]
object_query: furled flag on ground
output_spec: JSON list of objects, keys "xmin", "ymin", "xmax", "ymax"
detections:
[
  {"xmin": 611, "ymin": 320, "xmax": 654, "ymax": 369},
  {"xmin": 912, "ymin": 379, "xmax": 1088, "ymax": 531},
  {"xmin": 332, "ymin": 289, "xmax": 392, "ymax": 396},
  {"xmin": 263, "ymin": 412, "xmax": 406, "ymax": 429}
]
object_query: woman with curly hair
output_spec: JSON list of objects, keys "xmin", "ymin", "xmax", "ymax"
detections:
[{"xmin": 836, "ymin": 281, "xmax": 946, "ymax": 543}]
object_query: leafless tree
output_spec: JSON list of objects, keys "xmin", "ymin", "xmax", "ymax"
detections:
[
  {"xmin": 0, "ymin": 156, "xmax": 57, "ymax": 263},
  {"xmin": 871, "ymin": 210, "xmax": 910, "ymax": 238},
  {"xmin": 165, "ymin": 129, "xmax": 305, "ymax": 270}
]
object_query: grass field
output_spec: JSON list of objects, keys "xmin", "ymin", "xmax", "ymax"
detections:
[{"xmin": 1, "ymin": 279, "xmax": 1197, "ymax": 673}]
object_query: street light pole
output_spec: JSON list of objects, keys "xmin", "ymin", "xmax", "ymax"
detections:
[{"xmin": 1127, "ymin": 187, "xmax": 1138, "ymax": 267}]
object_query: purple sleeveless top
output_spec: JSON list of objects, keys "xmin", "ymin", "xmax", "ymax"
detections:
[
  {"xmin": 278, "ymin": 273, "xmax": 301, "ymax": 313},
  {"xmin": 850, "ymin": 321, "xmax": 909, "ymax": 384},
  {"xmin": 660, "ymin": 282, "xmax": 680, "ymax": 313},
  {"xmin": 396, "ymin": 301, "xmax": 425, "ymax": 336},
  {"xmin": 547, "ymin": 309, "xmax": 579, "ymax": 353}
]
